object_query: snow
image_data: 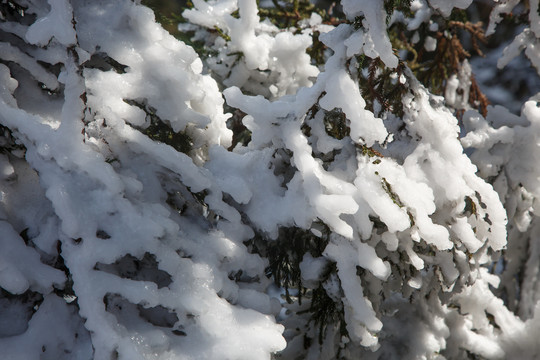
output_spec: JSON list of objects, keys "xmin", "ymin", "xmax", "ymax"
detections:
[
  {"xmin": 341, "ymin": 0, "xmax": 398, "ymax": 68},
  {"xmin": 424, "ymin": 36, "xmax": 437, "ymax": 52},
  {"xmin": 324, "ymin": 238, "xmax": 383, "ymax": 345},
  {"xmin": 486, "ymin": 0, "xmax": 521, "ymax": 36},
  {"xmin": 25, "ymin": 0, "xmax": 77, "ymax": 47},
  {"xmin": 185, "ymin": 0, "xmax": 319, "ymax": 99},
  {"xmin": 319, "ymin": 68, "xmax": 388, "ymax": 146},
  {"xmin": 0, "ymin": 0, "xmax": 286, "ymax": 358},
  {"xmin": 0, "ymin": 43, "xmax": 59, "ymax": 90},
  {"xmin": 0, "ymin": 294, "xmax": 93, "ymax": 359},
  {"xmin": 1, "ymin": 0, "xmax": 540, "ymax": 358},
  {"xmin": 408, "ymin": 0, "xmax": 432, "ymax": 31},
  {"xmin": 429, "ymin": 0, "xmax": 473, "ymax": 17}
]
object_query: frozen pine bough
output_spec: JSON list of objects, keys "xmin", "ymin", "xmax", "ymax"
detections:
[
  {"xmin": 1, "ymin": 0, "xmax": 540, "ymax": 359},
  {"xmin": 0, "ymin": 0, "xmax": 284, "ymax": 359}
]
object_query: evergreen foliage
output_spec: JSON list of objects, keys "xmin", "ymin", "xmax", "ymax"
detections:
[{"xmin": 1, "ymin": 0, "xmax": 540, "ymax": 359}]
